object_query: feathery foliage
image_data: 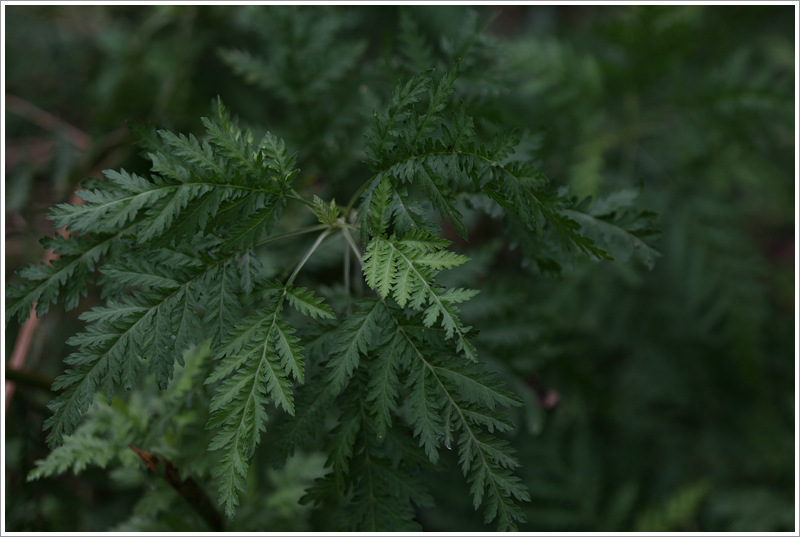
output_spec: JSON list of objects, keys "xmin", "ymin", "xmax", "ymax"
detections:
[
  {"xmin": 6, "ymin": 71, "xmax": 656, "ymax": 532},
  {"xmin": 5, "ymin": 6, "xmax": 683, "ymax": 532}
]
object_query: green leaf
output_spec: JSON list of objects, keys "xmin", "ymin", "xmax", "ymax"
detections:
[
  {"xmin": 362, "ymin": 232, "xmax": 476, "ymax": 359},
  {"xmin": 201, "ymin": 97, "xmax": 265, "ymax": 180},
  {"xmin": 6, "ymin": 234, "xmax": 115, "ymax": 324},
  {"xmin": 206, "ymin": 302, "xmax": 304, "ymax": 516},
  {"xmin": 407, "ymin": 361, "xmax": 444, "ymax": 464},
  {"xmin": 433, "ymin": 361, "xmax": 524, "ymax": 411},
  {"xmin": 136, "ymin": 184, "xmax": 214, "ymax": 242},
  {"xmin": 273, "ymin": 318, "xmax": 305, "ymax": 383},
  {"xmin": 325, "ymin": 299, "xmax": 383, "ymax": 397},
  {"xmin": 260, "ymin": 132, "xmax": 299, "ymax": 186},
  {"xmin": 369, "ymin": 177, "xmax": 393, "ymax": 236},
  {"xmin": 379, "ymin": 303, "xmax": 530, "ymax": 529},
  {"xmin": 222, "ymin": 197, "xmax": 285, "ymax": 252},
  {"xmin": 201, "ymin": 258, "xmax": 242, "ymax": 345},
  {"xmin": 284, "ymin": 285, "xmax": 335, "ymax": 320},
  {"xmin": 159, "ymin": 130, "xmax": 228, "ymax": 180},
  {"xmin": 366, "ymin": 333, "xmax": 403, "ymax": 438},
  {"xmin": 311, "ymin": 195, "xmax": 341, "ymax": 226}
]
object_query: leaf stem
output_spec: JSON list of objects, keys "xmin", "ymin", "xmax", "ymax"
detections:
[
  {"xmin": 287, "ymin": 188, "xmax": 318, "ymax": 216},
  {"xmin": 251, "ymin": 223, "xmax": 330, "ymax": 249},
  {"xmin": 4, "ymin": 367, "xmax": 56, "ymax": 394},
  {"xmin": 286, "ymin": 228, "xmax": 334, "ymax": 286},
  {"xmin": 128, "ymin": 445, "xmax": 224, "ymax": 531},
  {"xmin": 341, "ymin": 227, "xmax": 364, "ymax": 267}
]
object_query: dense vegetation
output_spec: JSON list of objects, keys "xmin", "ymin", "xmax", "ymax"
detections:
[{"xmin": 4, "ymin": 5, "xmax": 795, "ymax": 532}]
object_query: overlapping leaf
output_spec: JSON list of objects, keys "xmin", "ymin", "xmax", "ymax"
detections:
[
  {"xmin": 362, "ymin": 229, "xmax": 477, "ymax": 360},
  {"xmin": 205, "ymin": 301, "xmax": 306, "ymax": 517}
]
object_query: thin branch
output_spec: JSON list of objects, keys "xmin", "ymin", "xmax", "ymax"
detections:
[
  {"xmin": 128, "ymin": 445, "xmax": 224, "ymax": 531},
  {"xmin": 5, "ymin": 191, "xmax": 81, "ymax": 416},
  {"xmin": 286, "ymin": 228, "xmax": 334, "ymax": 286},
  {"xmin": 6, "ymin": 313, "xmax": 42, "ymax": 413},
  {"xmin": 342, "ymin": 227, "xmax": 364, "ymax": 267},
  {"xmin": 6, "ymin": 93, "xmax": 92, "ymax": 151},
  {"xmin": 251, "ymin": 223, "xmax": 329, "ymax": 249},
  {"xmin": 4, "ymin": 366, "xmax": 56, "ymax": 394}
]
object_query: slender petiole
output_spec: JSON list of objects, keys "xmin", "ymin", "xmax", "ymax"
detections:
[
  {"xmin": 251, "ymin": 223, "xmax": 329, "ymax": 249},
  {"xmin": 287, "ymin": 189, "xmax": 319, "ymax": 217},
  {"xmin": 286, "ymin": 227, "xmax": 334, "ymax": 286},
  {"xmin": 341, "ymin": 227, "xmax": 363, "ymax": 267}
]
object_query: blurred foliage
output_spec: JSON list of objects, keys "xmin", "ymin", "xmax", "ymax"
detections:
[{"xmin": 4, "ymin": 4, "xmax": 795, "ymax": 532}]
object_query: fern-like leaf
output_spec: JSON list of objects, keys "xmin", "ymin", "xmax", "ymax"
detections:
[
  {"xmin": 260, "ymin": 133, "xmax": 299, "ymax": 187},
  {"xmin": 200, "ymin": 258, "xmax": 243, "ymax": 345},
  {"xmin": 365, "ymin": 332, "xmax": 404, "ymax": 439},
  {"xmin": 221, "ymin": 197, "xmax": 285, "ymax": 252},
  {"xmin": 406, "ymin": 361, "xmax": 445, "ymax": 463},
  {"xmin": 362, "ymin": 230, "xmax": 477, "ymax": 359},
  {"xmin": 379, "ymin": 303, "xmax": 530, "ymax": 530},
  {"xmin": 158, "ymin": 130, "xmax": 228, "ymax": 181},
  {"xmin": 6, "ymin": 233, "xmax": 115, "ymax": 324},
  {"xmin": 43, "ymin": 247, "xmax": 212, "ymax": 446},
  {"xmin": 284, "ymin": 285, "xmax": 335, "ymax": 320},
  {"xmin": 205, "ymin": 298, "xmax": 306, "ymax": 516},
  {"xmin": 324, "ymin": 299, "xmax": 383, "ymax": 397},
  {"xmin": 201, "ymin": 98, "xmax": 265, "ymax": 179}
]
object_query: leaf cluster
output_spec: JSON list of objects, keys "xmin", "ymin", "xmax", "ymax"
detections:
[{"xmin": 5, "ymin": 7, "xmax": 672, "ymax": 532}]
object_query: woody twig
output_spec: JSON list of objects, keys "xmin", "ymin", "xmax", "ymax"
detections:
[{"xmin": 128, "ymin": 444, "xmax": 224, "ymax": 531}]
